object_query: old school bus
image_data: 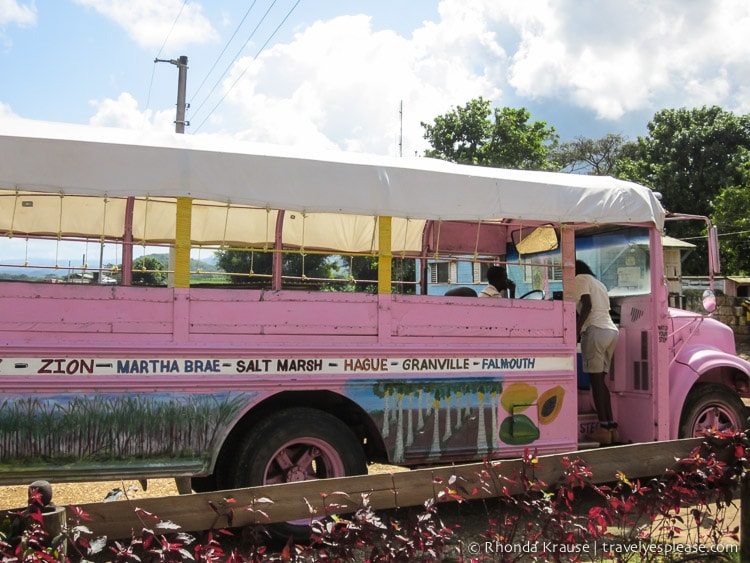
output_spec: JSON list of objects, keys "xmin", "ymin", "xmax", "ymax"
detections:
[{"xmin": 1, "ymin": 120, "xmax": 749, "ymax": 515}]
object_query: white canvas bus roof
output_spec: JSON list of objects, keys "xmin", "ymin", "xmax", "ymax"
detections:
[{"xmin": 0, "ymin": 119, "xmax": 665, "ymax": 230}]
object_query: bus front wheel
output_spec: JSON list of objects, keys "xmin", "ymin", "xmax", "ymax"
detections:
[
  {"xmin": 679, "ymin": 384, "xmax": 747, "ymax": 438},
  {"xmin": 223, "ymin": 407, "xmax": 368, "ymax": 540}
]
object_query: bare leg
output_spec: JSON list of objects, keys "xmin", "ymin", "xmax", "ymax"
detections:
[{"xmin": 588, "ymin": 372, "xmax": 613, "ymax": 422}]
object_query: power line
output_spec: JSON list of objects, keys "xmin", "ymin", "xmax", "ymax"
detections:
[
  {"xmin": 190, "ymin": 0, "xmax": 281, "ymax": 125},
  {"xmin": 193, "ymin": 0, "xmax": 302, "ymax": 132},
  {"xmin": 189, "ymin": 1, "xmax": 259, "ymax": 103},
  {"xmin": 717, "ymin": 229, "xmax": 750, "ymax": 238},
  {"xmin": 681, "ymin": 229, "xmax": 750, "ymax": 241},
  {"xmin": 143, "ymin": 0, "xmax": 188, "ymax": 129},
  {"xmin": 142, "ymin": 64, "xmax": 159, "ymax": 130},
  {"xmin": 155, "ymin": 0, "xmax": 188, "ymax": 60}
]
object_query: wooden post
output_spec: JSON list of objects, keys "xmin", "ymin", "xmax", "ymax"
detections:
[
  {"xmin": 742, "ymin": 462, "xmax": 750, "ymax": 561},
  {"xmin": 741, "ymin": 419, "xmax": 750, "ymax": 561},
  {"xmin": 24, "ymin": 481, "xmax": 67, "ymax": 560},
  {"xmin": 42, "ymin": 506, "xmax": 67, "ymax": 561}
]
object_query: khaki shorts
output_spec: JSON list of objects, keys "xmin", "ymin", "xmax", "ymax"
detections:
[{"xmin": 581, "ymin": 326, "xmax": 619, "ymax": 374}]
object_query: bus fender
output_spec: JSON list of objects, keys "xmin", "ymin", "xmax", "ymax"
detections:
[{"xmin": 669, "ymin": 346, "xmax": 750, "ymax": 438}]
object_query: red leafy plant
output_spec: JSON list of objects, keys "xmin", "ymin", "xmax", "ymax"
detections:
[
  {"xmin": 0, "ymin": 432, "xmax": 745, "ymax": 562},
  {"xmin": 462, "ymin": 434, "xmax": 744, "ymax": 562}
]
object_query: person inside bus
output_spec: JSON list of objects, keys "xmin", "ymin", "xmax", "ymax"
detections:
[
  {"xmin": 575, "ymin": 259, "xmax": 620, "ymax": 445},
  {"xmin": 445, "ymin": 286, "xmax": 478, "ymax": 297},
  {"xmin": 479, "ymin": 265, "xmax": 516, "ymax": 299}
]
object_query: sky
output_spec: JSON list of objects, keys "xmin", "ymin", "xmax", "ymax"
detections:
[{"xmin": 1, "ymin": 0, "xmax": 749, "ymax": 160}]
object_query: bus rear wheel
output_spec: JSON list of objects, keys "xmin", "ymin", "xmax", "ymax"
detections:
[
  {"xmin": 679, "ymin": 384, "xmax": 747, "ymax": 438},
  {"xmin": 224, "ymin": 407, "xmax": 367, "ymax": 541}
]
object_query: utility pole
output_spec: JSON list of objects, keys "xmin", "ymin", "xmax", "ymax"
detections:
[
  {"xmin": 155, "ymin": 54, "xmax": 193, "ymax": 496},
  {"xmin": 399, "ymin": 100, "xmax": 403, "ymax": 157},
  {"xmin": 154, "ymin": 56, "xmax": 191, "ymax": 290},
  {"xmin": 155, "ymin": 55, "xmax": 189, "ymax": 133},
  {"xmin": 133, "ymin": 56, "xmax": 191, "ymax": 288}
]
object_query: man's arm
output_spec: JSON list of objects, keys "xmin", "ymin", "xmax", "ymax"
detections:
[{"xmin": 577, "ymin": 293, "xmax": 592, "ymax": 341}]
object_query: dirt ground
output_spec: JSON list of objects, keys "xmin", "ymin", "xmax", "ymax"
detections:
[
  {"xmin": 1, "ymin": 337, "xmax": 749, "ymax": 514},
  {"xmin": 0, "ymin": 478, "xmax": 179, "ymax": 511}
]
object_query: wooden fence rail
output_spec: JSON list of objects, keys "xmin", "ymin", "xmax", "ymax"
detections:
[{"xmin": 56, "ymin": 439, "xmax": 703, "ymax": 540}]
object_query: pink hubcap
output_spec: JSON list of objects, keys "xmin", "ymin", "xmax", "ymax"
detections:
[
  {"xmin": 262, "ymin": 438, "xmax": 346, "ymax": 527},
  {"xmin": 263, "ymin": 439, "xmax": 344, "ymax": 485},
  {"xmin": 692, "ymin": 405, "xmax": 737, "ymax": 436}
]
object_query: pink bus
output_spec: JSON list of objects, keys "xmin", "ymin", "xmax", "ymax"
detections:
[{"xmin": 1, "ymin": 121, "xmax": 749, "ymax": 510}]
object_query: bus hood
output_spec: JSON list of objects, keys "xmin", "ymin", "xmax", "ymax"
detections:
[{"xmin": 669, "ymin": 307, "xmax": 742, "ymax": 361}]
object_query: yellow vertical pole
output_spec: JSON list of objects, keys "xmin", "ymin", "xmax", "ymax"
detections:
[
  {"xmin": 378, "ymin": 216, "xmax": 392, "ymax": 294},
  {"xmin": 174, "ymin": 197, "xmax": 192, "ymax": 288}
]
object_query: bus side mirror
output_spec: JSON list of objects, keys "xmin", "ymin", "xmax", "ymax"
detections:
[
  {"xmin": 702, "ymin": 289, "xmax": 716, "ymax": 314},
  {"xmin": 709, "ymin": 225, "xmax": 720, "ymax": 274}
]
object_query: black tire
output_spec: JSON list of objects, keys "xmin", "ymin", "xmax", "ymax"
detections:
[
  {"xmin": 679, "ymin": 384, "xmax": 747, "ymax": 438},
  {"xmin": 190, "ymin": 474, "xmax": 218, "ymax": 493},
  {"xmin": 222, "ymin": 407, "xmax": 367, "ymax": 541}
]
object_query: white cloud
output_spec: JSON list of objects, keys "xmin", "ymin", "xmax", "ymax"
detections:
[
  {"xmin": 200, "ymin": 0, "xmax": 750, "ymax": 154},
  {"xmin": 23, "ymin": 0, "xmax": 747, "ymax": 155},
  {"xmin": 683, "ymin": 70, "xmax": 732, "ymax": 109},
  {"xmin": 74, "ymin": 0, "xmax": 218, "ymax": 50},
  {"xmin": 0, "ymin": 101, "xmax": 19, "ymax": 119},
  {"xmin": 0, "ymin": 0, "xmax": 36, "ymax": 27},
  {"xmin": 463, "ymin": 0, "xmax": 750, "ymax": 119},
  {"xmin": 201, "ymin": 12, "xmax": 504, "ymax": 156},
  {"xmin": 88, "ymin": 92, "xmax": 174, "ymax": 130}
]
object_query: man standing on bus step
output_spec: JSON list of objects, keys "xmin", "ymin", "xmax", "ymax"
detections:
[
  {"xmin": 479, "ymin": 265, "xmax": 516, "ymax": 298},
  {"xmin": 575, "ymin": 260, "xmax": 620, "ymax": 445}
]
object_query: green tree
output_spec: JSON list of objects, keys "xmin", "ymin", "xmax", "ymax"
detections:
[
  {"xmin": 626, "ymin": 107, "xmax": 750, "ymax": 216},
  {"xmin": 712, "ymin": 155, "xmax": 750, "ymax": 275},
  {"xmin": 132, "ymin": 256, "xmax": 167, "ymax": 286},
  {"xmin": 616, "ymin": 106, "xmax": 750, "ymax": 274},
  {"xmin": 344, "ymin": 256, "xmax": 416, "ymax": 294},
  {"xmin": 609, "ymin": 140, "xmax": 641, "ymax": 180},
  {"xmin": 215, "ymin": 249, "xmax": 337, "ymax": 287},
  {"xmin": 421, "ymin": 98, "xmax": 559, "ymax": 170},
  {"xmin": 552, "ymin": 134, "xmax": 628, "ymax": 175}
]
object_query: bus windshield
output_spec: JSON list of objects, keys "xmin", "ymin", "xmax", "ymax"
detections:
[{"xmin": 576, "ymin": 227, "xmax": 652, "ymax": 296}]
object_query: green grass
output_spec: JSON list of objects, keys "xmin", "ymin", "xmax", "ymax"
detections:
[{"xmin": 0, "ymin": 392, "xmax": 250, "ymax": 466}]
